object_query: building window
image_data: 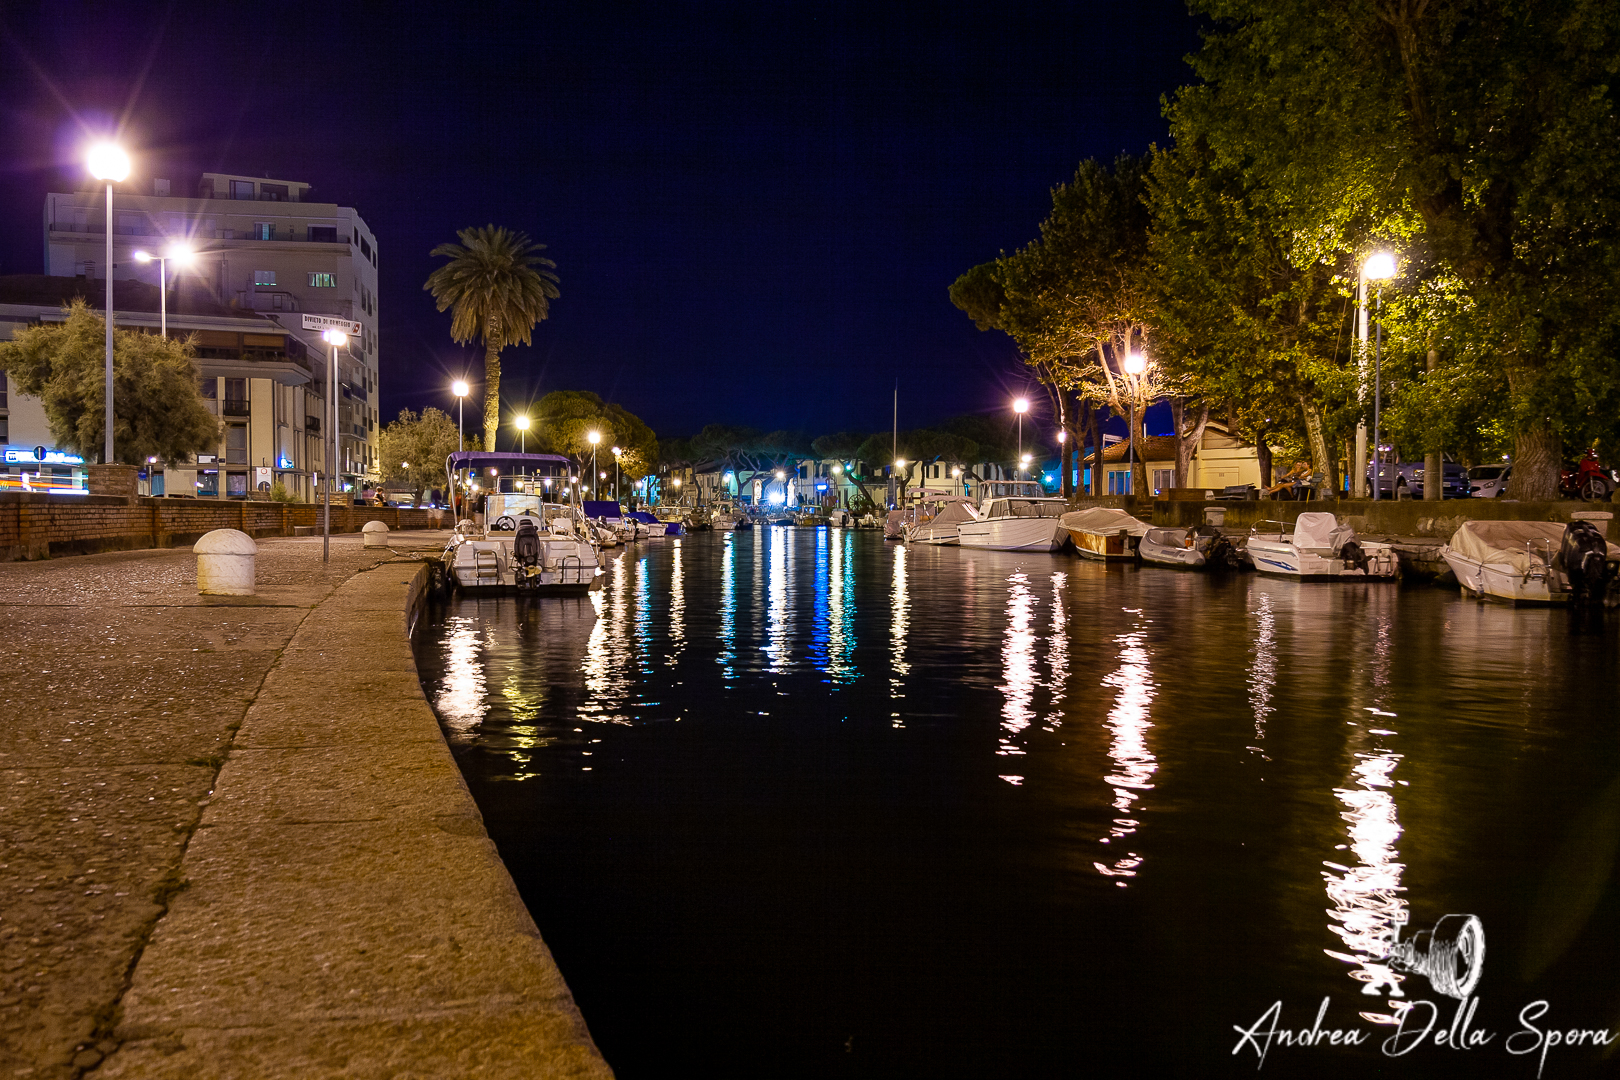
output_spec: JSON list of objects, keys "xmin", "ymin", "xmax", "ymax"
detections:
[
  {"xmin": 259, "ymin": 183, "xmax": 289, "ymax": 202},
  {"xmin": 1153, "ymin": 469, "xmax": 1174, "ymax": 494},
  {"xmin": 198, "ymin": 377, "xmax": 217, "ymax": 399},
  {"xmin": 231, "ymin": 180, "xmax": 256, "ymax": 199},
  {"xmin": 253, "ymin": 222, "xmax": 274, "ymax": 241},
  {"xmin": 272, "ymin": 294, "xmax": 284, "ymax": 310},
  {"xmin": 307, "ymin": 226, "xmax": 337, "ymax": 243},
  {"xmin": 115, "ymin": 212, "xmax": 148, "ymax": 236},
  {"xmin": 0, "ymin": 417, "xmax": 7, "ymax": 441},
  {"xmin": 254, "ymin": 270, "xmax": 276, "ymax": 285},
  {"xmin": 308, "ymin": 272, "xmax": 336, "ymax": 288},
  {"xmin": 1108, "ymin": 469, "xmax": 1133, "ymax": 496},
  {"xmin": 226, "ymin": 424, "xmax": 248, "ymax": 464},
  {"xmin": 198, "ymin": 470, "xmax": 219, "ymax": 496}
]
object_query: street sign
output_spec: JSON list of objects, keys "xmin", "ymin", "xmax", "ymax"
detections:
[{"xmin": 301, "ymin": 314, "xmax": 362, "ymax": 336}]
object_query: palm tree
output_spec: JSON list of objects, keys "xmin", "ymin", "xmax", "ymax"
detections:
[{"xmin": 423, "ymin": 225, "xmax": 559, "ymax": 451}]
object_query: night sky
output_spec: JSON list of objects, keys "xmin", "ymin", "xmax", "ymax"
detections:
[{"xmin": 0, "ymin": 1, "xmax": 1199, "ymax": 444}]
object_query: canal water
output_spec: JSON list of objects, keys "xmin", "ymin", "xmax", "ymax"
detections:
[{"xmin": 413, "ymin": 529, "xmax": 1620, "ymax": 1078}]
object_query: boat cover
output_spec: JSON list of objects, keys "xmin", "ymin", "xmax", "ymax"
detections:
[
  {"xmin": 920, "ymin": 501, "xmax": 979, "ymax": 528},
  {"xmin": 582, "ymin": 500, "xmax": 624, "ymax": 520},
  {"xmin": 1447, "ymin": 519, "xmax": 1620, "ymax": 573},
  {"xmin": 1293, "ymin": 512, "xmax": 1353, "ymax": 552},
  {"xmin": 1059, "ymin": 506, "xmax": 1151, "ymax": 537}
]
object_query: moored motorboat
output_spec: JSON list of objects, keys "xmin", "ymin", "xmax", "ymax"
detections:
[
  {"xmin": 439, "ymin": 451, "xmax": 604, "ymax": 595},
  {"xmin": 1246, "ymin": 512, "xmax": 1398, "ymax": 580},
  {"xmin": 904, "ymin": 495, "xmax": 979, "ymax": 545},
  {"xmin": 957, "ymin": 494, "xmax": 1069, "ymax": 552},
  {"xmin": 1138, "ymin": 524, "xmax": 1244, "ymax": 570},
  {"xmin": 1060, "ymin": 506, "xmax": 1150, "ymax": 562},
  {"xmin": 1439, "ymin": 518, "xmax": 1620, "ymax": 605}
]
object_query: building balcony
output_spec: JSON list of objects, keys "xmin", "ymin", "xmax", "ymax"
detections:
[{"xmin": 222, "ymin": 399, "xmax": 250, "ymax": 417}]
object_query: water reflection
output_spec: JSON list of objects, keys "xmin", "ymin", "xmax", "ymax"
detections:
[
  {"xmin": 434, "ymin": 615, "xmax": 488, "ymax": 739},
  {"xmin": 583, "ymin": 552, "xmax": 634, "ymax": 721},
  {"xmin": 826, "ymin": 529, "xmax": 856, "ymax": 683},
  {"xmin": 667, "ymin": 539, "xmax": 685, "ymax": 666},
  {"xmin": 1094, "ymin": 616, "xmax": 1157, "ymax": 885},
  {"xmin": 1248, "ymin": 592, "xmax": 1275, "ymax": 755},
  {"xmin": 1045, "ymin": 572, "xmax": 1068, "ymax": 727},
  {"xmin": 998, "ymin": 571, "xmax": 1035, "ymax": 769},
  {"xmin": 766, "ymin": 526, "xmax": 790, "ymax": 672},
  {"xmin": 718, "ymin": 536, "xmax": 736, "ymax": 679},
  {"xmin": 889, "ymin": 543, "xmax": 908, "ymax": 713}
]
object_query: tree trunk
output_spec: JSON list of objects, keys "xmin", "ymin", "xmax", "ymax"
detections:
[
  {"xmin": 1508, "ymin": 422, "xmax": 1562, "ymax": 500},
  {"xmin": 1300, "ymin": 397, "xmax": 1332, "ymax": 498},
  {"xmin": 1173, "ymin": 398, "xmax": 1210, "ymax": 489},
  {"xmin": 481, "ymin": 314, "xmax": 503, "ymax": 452},
  {"xmin": 1089, "ymin": 404, "xmax": 1108, "ymax": 495},
  {"xmin": 1130, "ymin": 403, "xmax": 1150, "ymax": 499},
  {"xmin": 1424, "ymin": 349, "xmax": 1443, "ymax": 500},
  {"xmin": 1254, "ymin": 429, "xmax": 1272, "ymax": 494}
]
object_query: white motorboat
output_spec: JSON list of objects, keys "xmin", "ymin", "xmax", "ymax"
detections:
[
  {"xmin": 1059, "ymin": 506, "xmax": 1150, "ymax": 562},
  {"xmin": 904, "ymin": 495, "xmax": 979, "ymax": 545},
  {"xmin": 441, "ymin": 451, "xmax": 604, "ymax": 595},
  {"xmin": 1246, "ymin": 512, "xmax": 1398, "ymax": 580},
  {"xmin": 1439, "ymin": 518, "xmax": 1620, "ymax": 604},
  {"xmin": 958, "ymin": 495, "xmax": 1069, "ymax": 552}
]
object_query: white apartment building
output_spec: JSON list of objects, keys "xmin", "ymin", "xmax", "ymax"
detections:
[{"xmin": 43, "ymin": 172, "xmax": 381, "ymax": 481}]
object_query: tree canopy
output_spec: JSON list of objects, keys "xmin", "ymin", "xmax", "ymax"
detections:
[
  {"xmin": 0, "ymin": 299, "xmax": 219, "ymax": 464},
  {"xmin": 424, "ymin": 225, "xmax": 559, "ymax": 453},
  {"xmin": 531, "ymin": 390, "xmax": 658, "ymax": 482},
  {"xmin": 376, "ymin": 407, "xmax": 460, "ymax": 505}
]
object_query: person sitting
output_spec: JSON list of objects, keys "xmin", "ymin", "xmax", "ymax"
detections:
[{"xmin": 1264, "ymin": 461, "xmax": 1312, "ymax": 499}]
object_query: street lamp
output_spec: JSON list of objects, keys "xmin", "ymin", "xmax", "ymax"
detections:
[
  {"xmin": 319, "ymin": 328, "xmax": 348, "ymax": 562},
  {"xmin": 1013, "ymin": 397, "xmax": 1029, "ymax": 475},
  {"xmin": 452, "ymin": 380, "xmax": 469, "ymax": 452},
  {"xmin": 611, "ymin": 445, "xmax": 622, "ymax": 503},
  {"xmin": 515, "ymin": 413, "xmax": 530, "ymax": 456},
  {"xmin": 775, "ymin": 468, "xmax": 787, "ymax": 507},
  {"xmin": 132, "ymin": 245, "xmax": 192, "ymax": 339},
  {"xmin": 1123, "ymin": 353, "xmax": 1147, "ymax": 493},
  {"xmin": 1364, "ymin": 252, "xmax": 1397, "ymax": 502},
  {"xmin": 1020, "ymin": 453, "xmax": 1032, "ymax": 479},
  {"xmin": 587, "ymin": 430, "xmax": 600, "ymax": 499},
  {"xmin": 88, "ymin": 141, "xmax": 130, "ymax": 464}
]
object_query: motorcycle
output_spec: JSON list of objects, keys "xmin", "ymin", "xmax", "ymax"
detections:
[{"xmin": 1559, "ymin": 450, "xmax": 1615, "ymax": 502}]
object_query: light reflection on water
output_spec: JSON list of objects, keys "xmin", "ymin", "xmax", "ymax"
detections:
[{"xmin": 414, "ymin": 531, "xmax": 1620, "ymax": 1076}]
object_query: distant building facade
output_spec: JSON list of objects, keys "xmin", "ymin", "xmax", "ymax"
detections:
[{"xmin": 43, "ymin": 172, "xmax": 380, "ymax": 483}]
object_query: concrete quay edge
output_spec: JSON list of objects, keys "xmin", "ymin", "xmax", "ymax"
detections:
[{"xmin": 99, "ymin": 557, "xmax": 614, "ymax": 1078}]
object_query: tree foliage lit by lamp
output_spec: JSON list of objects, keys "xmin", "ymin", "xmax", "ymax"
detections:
[{"xmin": 1123, "ymin": 353, "xmax": 1147, "ymax": 492}]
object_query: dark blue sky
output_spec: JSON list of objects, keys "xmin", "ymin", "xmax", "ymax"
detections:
[{"xmin": 0, "ymin": 1, "xmax": 1199, "ymax": 442}]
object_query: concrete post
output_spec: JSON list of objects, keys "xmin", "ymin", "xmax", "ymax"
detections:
[{"xmin": 194, "ymin": 528, "xmax": 257, "ymax": 595}]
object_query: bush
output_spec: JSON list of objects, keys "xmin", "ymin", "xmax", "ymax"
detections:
[{"xmin": 269, "ymin": 481, "xmax": 297, "ymax": 504}]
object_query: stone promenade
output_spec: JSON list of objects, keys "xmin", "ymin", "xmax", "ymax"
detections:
[{"xmin": 0, "ymin": 535, "xmax": 611, "ymax": 1078}]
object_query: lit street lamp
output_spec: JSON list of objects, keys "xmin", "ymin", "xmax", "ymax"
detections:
[
  {"xmin": 1123, "ymin": 352, "xmax": 1147, "ymax": 493},
  {"xmin": 514, "ymin": 413, "xmax": 530, "ymax": 459},
  {"xmin": 1020, "ymin": 453, "xmax": 1032, "ymax": 479},
  {"xmin": 320, "ymin": 328, "xmax": 348, "ymax": 563},
  {"xmin": 611, "ymin": 445, "xmax": 622, "ymax": 504},
  {"xmin": 88, "ymin": 141, "xmax": 130, "ymax": 464},
  {"xmin": 587, "ymin": 430, "xmax": 601, "ymax": 499},
  {"xmin": 133, "ymin": 245, "xmax": 192, "ymax": 339},
  {"xmin": 1013, "ymin": 397, "xmax": 1029, "ymax": 477},
  {"xmin": 1363, "ymin": 252, "xmax": 1397, "ymax": 502},
  {"xmin": 452, "ymin": 380, "xmax": 469, "ymax": 452},
  {"xmin": 775, "ymin": 468, "xmax": 787, "ymax": 507}
]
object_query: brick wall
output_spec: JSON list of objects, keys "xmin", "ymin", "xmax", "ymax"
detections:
[{"xmin": 0, "ymin": 494, "xmax": 446, "ymax": 562}]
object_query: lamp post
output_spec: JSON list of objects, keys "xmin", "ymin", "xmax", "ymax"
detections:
[
  {"xmin": 515, "ymin": 413, "xmax": 530, "ymax": 460},
  {"xmin": 1122, "ymin": 352, "xmax": 1147, "ymax": 494},
  {"xmin": 1363, "ymin": 252, "xmax": 1397, "ymax": 502},
  {"xmin": 132, "ymin": 245, "xmax": 192, "ymax": 339},
  {"xmin": 1020, "ymin": 453, "xmax": 1032, "ymax": 480},
  {"xmin": 320, "ymin": 329, "xmax": 348, "ymax": 562},
  {"xmin": 450, "ymin": 380, "xmax": 469, "ymax": 518},
  {"xmin": 1056, "ymin": 428, "xmax": 1069, "ymax": 496},
  {"xmin": 88, "ymin": 142, "xmax": 130, "ymax": 465},
  {"xmin": 611, "ymin": 446, "xmax": 622, "ymax": 503},
  {"xmin": 1013, "ymin": 397, "xmax": 1029, "ymax": 479},
  {"xmin": 587, "ymin": 430, "xmax": 600, "ymax": 499}
]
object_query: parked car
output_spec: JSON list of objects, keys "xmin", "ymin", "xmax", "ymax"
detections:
[
  {"xmin": 1368, "ymin": 459, "xmax": 1472, "ymax": 498},
  {"xmin": 1469, "ymin": 463, "xmax": 1511, "ymax": 498}
]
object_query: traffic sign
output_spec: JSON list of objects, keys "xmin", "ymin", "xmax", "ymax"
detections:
[{"xmin": 301, "ymin": 314, "xmax": 362, "ymax": 336}]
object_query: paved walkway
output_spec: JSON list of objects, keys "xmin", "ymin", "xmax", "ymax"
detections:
[{"xmin": 0, "ymin": 534, "xmax": 610, "ymax": 1078}]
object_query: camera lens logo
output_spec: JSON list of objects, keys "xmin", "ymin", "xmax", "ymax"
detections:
[{"xmin": 1388, "ymin": 913, "xmax": 1486, "ymax": 999}]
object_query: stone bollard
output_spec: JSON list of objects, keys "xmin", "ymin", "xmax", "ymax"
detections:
[
  {"xmin": 1203, "ymin": 506, "xmax": 1227, "ymax": 528},
  {"xmin": 194, "ymin": 529, "xmax": 257, "ymax": 595},
  {"xmin": 362, "ymin": 519, "xmax": 391, "ymax": 548}
]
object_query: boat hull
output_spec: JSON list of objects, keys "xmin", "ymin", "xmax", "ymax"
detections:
[
  {"xmin": 1440, "ymin": 547, "xmax": 1564, "ymax": 604},
  {"xmin": 1067, "ymin": 528, "xmax": 1138, "ymax": 562},
  {"xmin": 1247, "ymin": 538, "xmax": 1399, "ymax": 580},
  {"xmin": 1138, "ymin": 532, "xmax": 1206, "ymax": 568},
  {"xmin": 959, "ymin": 518, "xmax": 1068, "ymax": 552}
]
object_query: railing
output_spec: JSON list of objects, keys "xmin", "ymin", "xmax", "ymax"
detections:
[
  {"xmin": 305, "ymin": 416, "xmax": 321, "ymax": 433},
  {"xmin": 49, "ymin": 222, "xmax": 349, "ymax": 244},
  {"xmin": 222, "ymin": 399, "xmax": 250, "ymax": 417}
]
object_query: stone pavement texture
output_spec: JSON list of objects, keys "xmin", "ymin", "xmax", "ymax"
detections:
[{"xmin": 0, "ymin": 534, "xmax": 611, "ymax": 1078}]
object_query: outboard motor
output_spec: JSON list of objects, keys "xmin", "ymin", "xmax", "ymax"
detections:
[
  {"xmin": 1193, "ymin": 525, "xmax": 1242, "ymax": 571},
  {"xmin": 1559, "ymin": 520, "xmax": 1615, "ymax": 606},
  {"xmin": 1340, "ymin": 539, "xmax": 1370, "ymax": 574},
  {"xmin": 513, "ymin": 521, "xmax": 542, "ymax": 588}
]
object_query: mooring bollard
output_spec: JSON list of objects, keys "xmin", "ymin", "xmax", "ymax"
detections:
[
  {"xmin": 362, "ymin": 519, "xmax": 391, "ymax": 548},
  {"xmin": 1203, "ymin": 506, "xmax": 1227, "ymax": 528},
  {"xmin": 194, "ymin": 528, "xmax": 257, "ymax": 596}
]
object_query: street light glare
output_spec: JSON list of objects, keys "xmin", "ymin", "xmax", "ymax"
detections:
[
  {"xmin": 167, "ymin": 243, "xmax": 194, "ymax": 264},
  {"xmin": 515, "ymin": 415, "xmax": 530, "ymax": 430},
  {"xmin": 86, "ymin": 142, "xmax": 130, "ymax": 182},
  {"xmin": 133, "ymin": 251, "xmax": 153, "ymax": 263},
  {"xmin": 1364, "ymin": 251, "xmax": 1397, "ymax": 279},
  {"xmin": 322, "ymin": 329, "xmax": 348, "ymax": 347},
  {"xmin": 587, "ymin": 430, "xmax": 601, "ymax": 445},
  {"xmin": 1013, "ymin": 398, "xmax": 1029, "ymax": 414},
  {"xmin": 1021, "ymin": 453, "xmax": 1032, "ymax": 464},
  {"xmin": 452, "ymin": 380, "xmax": 469, "ymax": 397},
  {"xmin": 1123, "ymin": 353, "xmax": 1147, "ymax": 375}
]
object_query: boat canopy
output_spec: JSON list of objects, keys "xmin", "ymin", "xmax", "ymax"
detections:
[
  {"xmin": 1293, "ymin": 512, "xmax": 1353, "ymax": 552},
  {"xmin": 924, "ymin": 501, "xmax": 979, "ymax": 528},
  {"xmin": 1447, "ymin": 519, "xmax": 1619, "ymax": 573},
  {"xmin": 582, "ymin": 500, "xmax": 624, "ymax": 520},
  {"xmin": 1059, "ymin": 506, "xmax": 1151, "ymax": 537},
  {"xmin": 447, "ymin": 451, "xmax": 572, "ymax": 477}
]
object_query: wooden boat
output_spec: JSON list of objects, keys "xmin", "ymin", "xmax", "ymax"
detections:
[{"xmin": 1059, "ymin": 507, "xmax": 1149, "ymax": 561}]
